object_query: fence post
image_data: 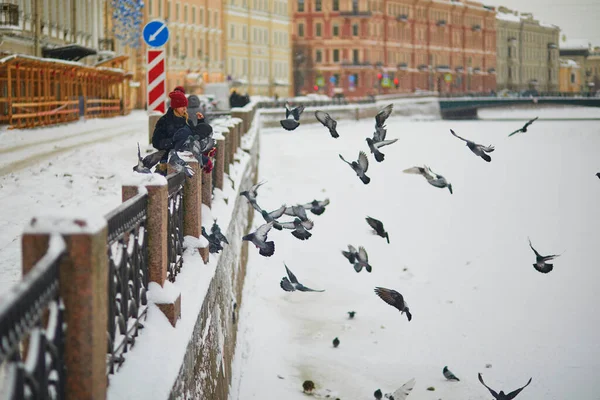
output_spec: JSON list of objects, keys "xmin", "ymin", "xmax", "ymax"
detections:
[
  {"xmin": 214, "ymin": 138, "xmax": 226, "ymax": 190},
  {"xmin": 181, "ymin": 159, "xmax": 202, "ymax": 238},
  {"xmin": 22, "ymin": 215, "xmax": 108, "ymax": 400},
  {"xmin": 201, "ymin": 170, "xmax": 212, "ymax": 208}
]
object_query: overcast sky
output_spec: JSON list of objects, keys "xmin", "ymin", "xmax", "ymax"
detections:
[{"xmin": 485, "ymin": 0, "xmax": 600, "ymax": 46}]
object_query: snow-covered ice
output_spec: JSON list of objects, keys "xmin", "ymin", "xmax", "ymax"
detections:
[{"xmin": 230, "ymin": 106, "xmax": 600, "ymax": 399}]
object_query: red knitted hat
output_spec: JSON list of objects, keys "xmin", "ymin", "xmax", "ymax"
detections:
[
  {"xmin": 169, "ymin": 90, "xmax": 188, "ymax": 108},
  {"xmin": 174, "ymin": 85, "xmax": 185, "ymax": 94}
]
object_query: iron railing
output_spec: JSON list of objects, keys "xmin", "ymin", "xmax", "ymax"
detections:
[
  {"xmin": 0, "ymin": 235, "xmax": 67, "ymax": 400},
  {"xmin": 105, "ymin": 192, "xmax": 149, "ymax": 375},
  {"xmin": 167, "ymin": 172, "xmax": 185, "ymax": 282}
]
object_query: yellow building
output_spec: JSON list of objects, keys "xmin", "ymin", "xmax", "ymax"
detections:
[
  {"xmin": 224, "ymin": 0, "xmax": 293, "ymax": 97},
  {"xmin": 559, "ymin": 58, "xmax": 581, "ymax": 93}
]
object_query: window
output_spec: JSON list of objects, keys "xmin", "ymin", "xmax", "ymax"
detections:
[
  {"xmin": 316, "ymin": 23, "xmax": 322, "ymax": 37},
  {"xmin": 200, "ymin": 8, "xmax": 204, "ymax": 25},
  {"xmin": 176, "ymin": 2, "xmax": 180, "ymax": 20},
  {"xmin": 570, "ymin": 73, "xmax": 575, "ymax": 84},
  {"xmin": 214, "ymin": 11, "xmax": 218, "ymax": 28},
  {"xmin": 243, "ymin": 26, "xmax": 247, "ymax": 41},
  {"xmin": 298, "ymin": 0, "xmax": 304, "ymax": 12},
  {"xmin": 316, "ymin": 49, "xmax": 322, "ymax": 62},
  {"xmin": 315, "ymin": 0, "xmax": 322, "ymax": 11},
  {"xmin": 333, "ymin": 25, "xmax": 339, "ymax": 36},
  {"xmin": 184, "ymin": 4, "xmax": 187, "ymax": 22},
  {"xmin": 333, "ymin": 49, "xmax": 340, "ymax": 62},
  {"xmin": 352, "ymin": 0, "xmax": 358, "ymax": 12},
  {"xmin": 166, "ymin": 0, "xmax": 171, "ymax": 18},
  {"xmin": 208, "ymin": 10, "xmax": 211, "ymax": 27},
  {"xmin": 352, "ymin": 24, "xmax": 359, "ymax": 36},
  {"xmin": 298, "ymin": 23, "xmax": 304, "ymax": 37},
  {"xmin": 353, "ymin": 49, "xmax": 359, "ymax": 63},
  {"xmin": 333, "ymin": 0, "xmax": 339, "ymax": 11},
  {"xmin": 230, "ymin": 24, "xmax": 235, "ymax": 39},
  {"xmin": 192, "ymin": 6, "xmax": 196, "ymax": 23},
  {"xmin": 148, "ymin": 0, "xmax": 153, "ymax": 16}
]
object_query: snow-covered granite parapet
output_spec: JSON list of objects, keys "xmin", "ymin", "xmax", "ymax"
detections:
[
  {"xmin": 121, "ymin": 171, "xmax": 168, "ymax": 187},
  {"xmin": 23, "ymin": 211, "xmax": 107, "ymax": 235}
]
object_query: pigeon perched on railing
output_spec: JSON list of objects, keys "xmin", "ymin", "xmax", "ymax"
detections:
[
  {"xmin": 528, "ymin": 237, "xmax": 561, "ymax": 273},
  {"xmin": 133, "ymin": 143, "xmax": 152, "ymax": 174},
  {"xmin": 443, "ymin": 366, "xmax": 460, "ymax": 381},
  {"xmin": 339, "ymin": 151, "xmax": 370, "ymax": 184},
  {"xmin": 168, "ymin": 150, "xmax": 195, "ymax": 177},
  {"xmin": 374, "ymin": 287, "xmax": 412, "ymax": 321},
  {"xmin": 176, "ymin": 134, "xmax": 216, "ymax": 167},
  {"xmin": 342, "ymin": 245, "xmax": 359, "ymax": 264},
  {"xmin": 211, "ymin": 220, "xmax": 229, "ymax": 245},
  {"xmin": 301, "ymin": 199, "xmax": 330, "ymax": 215},
  {"xmin": 256, "ymin": 204, "xmax": 286, "ymax": 230},
  {"xmin": 134, "ymin": 145, "xmax": 167, "ymax": 172},
  {"xmin": 280, "ymin": 102, "xmax": 305, "ymax": 131},
  {"xmin": 366, "ymin": 216, "xmax": 390, "ymax": 243},
  {"xmin": 353, "ymin": 246, "xmax": 372, "ymax": 273},
  {"xmin": 279, "ymin": 263, "xmax": 325, "ymax": 292},
  {"xmin": 478, "ymin": 373, "xmax": 532, "ymax": 400},
  {"xmin": 201, "ymin": 226, "xmax": 223, "ymax": 254},
  {"xmin": 450, "ymin": 129, "xmax": 495, "ymax": 162},
  {"xmin": 242, "ymin": 221, "xmax": 275, "ymax": 257},
  {"xmin": 240, "ymin": 181, "xmax": 266, "ymax": 211},
  {"xmin": 383, "ymin": 377, "xmax": 416, "ymax": 400},
  {"xmin": 314, "ymin": 110, "xmax": 339, "ymax": 138},
  {"xmin": 508, "ymin": 117, "xmax": 538, "ymax": 137},
  {"xmin": 280, "ymin": 218, "xmax": 313, "ymax": 241}
]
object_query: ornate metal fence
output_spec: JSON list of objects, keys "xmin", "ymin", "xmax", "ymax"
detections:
[
  {"xmin": 0, "ymin": 235, "xmax": 67, "ymax": 400},
  {"xmin": 167, "ymin": 172, "xmax": 185, "ymax": 282},
  {"xmin": 104, "ymin": 192, "xmax": 149, "ymax": 375}
]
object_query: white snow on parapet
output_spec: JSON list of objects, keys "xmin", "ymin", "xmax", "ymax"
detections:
[{"xmin": 23, "ymin": 212, "xmax": 107, "ymax": 235}]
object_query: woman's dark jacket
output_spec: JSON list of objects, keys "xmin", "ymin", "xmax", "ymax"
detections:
[{"xmin": 152, "ymin": 108, "xmax": 213, "ymax": 155}]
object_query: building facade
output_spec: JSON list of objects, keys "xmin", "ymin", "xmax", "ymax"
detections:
[
  {"xmin": 558, "ymin": 58, "xmax": 580, "ymax": 93},
  {"xmin": 292, "ymin": 0, "xmax": 497, "ymax": 98},
  {"xmin": 559, "ymin": 40, "xmax": 600, "ymax": 93},
  {"xmin": 495, "ymin": 7, "xmax": 560, "ymax": 92},
  {"xmin": 223, "ymin": 0, "xmax": 293, "ymax": 97}
]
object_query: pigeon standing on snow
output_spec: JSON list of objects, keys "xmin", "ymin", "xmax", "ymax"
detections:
[
  {"xmin": 168, "ymin": 150, "xmax": 195, "ymax": 177},
  {"xmin": 302, "ymin": 199, "xmax": 330, "ymax": 216},
  {"xmin": 528, "ymin": 237, "xmax": 561, "ymax": 273},
  {"xmin": 339, "ymin": 151, "xmax": 371, "ymax": 184},
  {"xmin": 353, "ymin": 246, "xmax": 372, "ymax": 273},
  {"xmin": 508, "ymin": 117, "xmax": 538, "ymax": 137},
  {"xmin": 342, "ymin": 245, "xmax": 359, "ymax": 264},
  {"xmin": 314, "ymin": 110, "xmax": 339, "ymax": 138},
  {"xmin": 366, "ymin": 216, "xmax": 390, "ymax": 243},
  {"xmin": 374, "ymin": 389, "xmax": 383, "ymax": 400},
  {"xmin": 210, "ymin": 220, "xmax": 229, "ymax": 245},
  {"xmin": 280, "ymin": 103, "xmax": 305, "ymax": 131},
  {"xmin": 280, "ymin": 264, "xmax": 325, "ymax": 292},
  {"xmin": 443, "ymin": 366, "xmax": 460, "ymax": 381},
  {"xmin": 347, "ymin": 311, "xmax": 356, "ymax": 319},
  {"xmin": 133, "ymin": 143, "xmax": 152, "ymax": 173},
  {"xmin": 332, "ymin": 337, "xmax": 340, "ymax": 348},
  {"xmin": 374, "ymin": 287, "xmax": 412, "ymax": 321},
  {"xmin": 202, "ymin": 226, "xmax": 223, "ymax": 254},
  {"xmin": 450, "ymin": 129, "xmax": 495, "ymax": 162},
  {"xmin": 383, "ymin": 377, "xmax": 416, "ymax": 400},
  {"xmin": 280, "ymin": 218, "xmax": 314, "ymax": 240},
  {"xmin": 242, "ymin": 221, "xmax": 276, "ymax": 257},
  {"xmin": 478, "ymin": 373, "xmax": 532, "ymax": 400}
]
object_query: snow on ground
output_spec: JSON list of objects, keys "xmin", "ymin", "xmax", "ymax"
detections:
[{"xmin": 230, "ymin": 107, "xmax": 600, "ymax": 399}]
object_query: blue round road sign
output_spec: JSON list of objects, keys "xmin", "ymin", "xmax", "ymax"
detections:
[{"xmin": 143, "ymin": 20, "xmax": 169, "ymax": 48}]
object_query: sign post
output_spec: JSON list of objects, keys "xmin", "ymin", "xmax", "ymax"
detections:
[{"xmin": 143, "ymin": 20, "xmax": 170, "ymax": 114}]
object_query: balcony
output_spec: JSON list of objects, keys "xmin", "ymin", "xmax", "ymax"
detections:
[
  {"xmin": 340, "ymin": 10, "xmax": 372, "ymax": 17},
  {"xmin": 0, "ymin": 3, "xmax": 19, "ymax": 27},
  {"xmin": 547, "ymin": 43, "xmax": 557, "ymax": 49},
  {"xmin": 98, "ymin": 38, "xmax": 115, "ymax": 52},
  {"xmin": 436, "ymin": 65, "xmax": 451, "ymax": 72},
  {"xmin": 397, "ymin": 62, "xmax": 408, "ymax": 70},
  {"xmin": 340, "ymin": 60, "xmax": 372, "ymax": 68},
  {"xmin": 487, "ymin": 67, "xmax": 496, "ymax": 74},
  {"xmin": 396, "ymin": 14, "xmax": 408, "ymax": 22},
  {"xmin": 418, "ymin": 64, "xmax": 428, "ymax": 72},
  {"xmin": 455, "ymin": 66, "xmax": 464, "ymax": 73},
  {"xmin": 472, "ymin": 24, "xmax": 481, "ymax": 32},
  {"xmin": 436, "ymin": 19, "xmax": 447, "ymax": 27}
]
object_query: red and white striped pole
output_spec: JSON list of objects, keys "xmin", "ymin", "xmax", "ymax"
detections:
[{"xmin": 147, "ymin": 49, "xmax": 166, "ymax": 114}]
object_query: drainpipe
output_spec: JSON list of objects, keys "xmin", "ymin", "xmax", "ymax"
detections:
[
  {"xmin": 33, "ymin": 0, "xmax": 40, "ymax": 56},
  {"xmin": 519, "ymin": 19, "xmax": 524, "ymax": 91}
]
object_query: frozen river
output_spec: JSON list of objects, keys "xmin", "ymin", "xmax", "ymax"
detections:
[{"xmin": 230, "ymin": 105, "xmax": 600, "ymax": 400}]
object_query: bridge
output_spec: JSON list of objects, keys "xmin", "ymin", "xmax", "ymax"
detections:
[{"xmin": 439, "ymin": 95, "xmax": 600, "ymax": 119}]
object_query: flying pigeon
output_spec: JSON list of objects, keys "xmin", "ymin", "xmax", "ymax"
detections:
[
  {"xmin": 366, "ymin": 216, "xmax": 390, "ymax": 243},
  {"xmin": 210, "ymin": 220, "xmax": 229, "ymax": 245},
  {"xmin": 332, "ymin": 337, "xmax": 340, "ymax": 348},
  {"xmin": 280, "ymin": 102, "xmax": 305, "ymax": 131},
  {"xmin": 342, "ymin": 245, "xmax": 359, "ymax": 264},
  {"xmin": 528, "ymin": 237, "xmax": 561, "ymax": 273},
  {"xmin": 425, "ymin": 166, "xmax": 453, "ymax": 194},
  {"xmin": 383, "ymin": 377, "xmax": 416, "ymax": 400},
  {"xmin": 201, "ymin": 226, "xmax": 223, "ymax": 254},
  {"xmin": 366, "ymin": 106, "xmax": 397, "ymax": 162},
  {"xmin": 508, "ymin": 117, "xmax": 538, "ymax": 137},
  {"xmin": 283, "ymin": 204, "xmax": 310, "ymax": 222},
  {"xmin": 366, "ymin": 136, "xmax": 398, "ymax": 163},
  {"xmin": 374, "ymin": 287, "xmax": 412, "ymax": 321},
  {"xmin": 314, "ymin": 110, "xmax": 340, "ymax": 138},
  {"xmin": 242, "ymin": 221, "xmax": 275, "ymax": 257},
  {"xmin": 353, "ymin": 246, "xmax": 372, "ymax": 273},
  {"xmin": 256, "ymin": 204, "xmax": 286, "ymax": 230},
  {"xmin": 348, "ymin": 311, "xmax": 356, "ymax": 319},
  {"xmin": 240, "ymin": 181, "xmax": 266, "ymax": 211},
  {"xmin": 339, "ymin": 151, "xmax": 370, "ymax": 184},
  {"xmin": 133, "ymin": 143, "xmax": 152, "ymax": 174},
  {"xmin": 302, "ymin": 199, "xmax": 330, "ymax": 215},
  {"xmin": 403, "ymin": 165, "xmax": 435, "ymax": 180},
  {"xmin": 443, "ymin": 366, "xmax": 460, "ymax": 381},
  {"xmin": 279, "ymin": 263, "xmax": 325, "ymax": 292},
  {"xmin": 374, "ymin": 389, "xmax": 383, "ymax": 400},
  {"xmin": 375, "ymin": 104, "xmax": 394, "ymax": 130},
  {"xmin": 597, "ymin": 172, "xmax": 600, "ymax": 179},
  {"xmin": 280, "ymin": 218, "xmax": 313, "ymax": 240},
  {"xmin": 478, "ymin": 373, "xmax": 532, "ymax": 400},
  {"xmin": 176, "ymin": 134, "xmax": 216, "ymax": 167},
  {"xmin": 168, "ymin": 150, "xmax": 195, "ymax": 177},
  {"xmin": 450, "ymin": 129, "xmax": 495, "ymax": 162}
]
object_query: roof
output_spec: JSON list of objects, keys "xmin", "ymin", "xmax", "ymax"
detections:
[
  {"xmin": 41, "ymin": 44, "xmax": 97, "ymax": 61},
  {"xmin": 0, "ymin": 54, "xmax": 132, "ymax": 77},
  {"xmin": 560, "ymin": 38, "xmax": 591, "ymax": 50}
]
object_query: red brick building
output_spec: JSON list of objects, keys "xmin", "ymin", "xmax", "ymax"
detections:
[{"xmin": 292, "ymin": 0, "xmax": 497, "ymax": 97}]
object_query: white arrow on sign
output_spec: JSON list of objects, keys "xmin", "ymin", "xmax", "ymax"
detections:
[{"xmin": 149, "ymin": 22, "xmax": 167, "ymax": 42}]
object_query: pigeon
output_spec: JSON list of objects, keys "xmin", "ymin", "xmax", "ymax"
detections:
[
  {"xmin": 347, "ymin": 311, "xmax": 356, "ymax": 319},
  {"xmin": 280, "ymin": 218, "xmax": 313, "ymax": 240},
  {"xmin": 137, "ymin": 148, "xmax": 167, "ymax": 171},
  {"xmin": 403, "ymin": 165, "xmax": 435, "ymax": 180},
  {"xmin": 177, "ymin": 134, "xmax": 216, "ymax": 166},
  {"xmin": 366, "ymin": 136, "xmax": 398, "ymax": 162},
  {"xmin": 374, "ymin": 287, "xmax": 412, "ymax": 321},
  {"xmin": 508, "ymin": 117, "xmax": 538, "ymax": 137},
  {"xmin": 443, "ymin": 366, "xmax": 460, "ymax": 381},
  {"xmin": 256, "ymin": 204, "xmax": 286, "ymax": 230},
  {"xmin": 366, "ymin": 106, "xmax": 397, "ymax": 162},
  {"xmin": 202, "ymin": 226, "xmax": 223, "ymax": 254},
  {"xmin": 425, "ymin": 166, "xmax": 453, "ymax": 194},
  {"xmin": 279, "ymin": 263, "xmax": 325, "ymax": 292},
  {"xmin": 332, "ymin": 337, "xmax": 340, "ymax": 348},
  {"xmin": 375, "ymin": 104, "xmax": 394, "ymax": 130},
  {"xmin": 242, "ymin": 221, "xmax": 275, "ymax": 257},
  {"xmin": 478, "ymin": 373, "xmax": 532, "ymax": 400},
  {"xmin": 353, "ymin": 246, "xmax": 372, "ymax": 273},
  {"xmin": 303, "ymin": 380, "xmax": 315, "ymax": 393},
  {"xmin": 283, "ymin": 204, "xmax": 310, "ymax": 221},
  {"xmin": 314, "ymin": 110, "xmax": 340, "ymax": 138},
  {"xmin": 302, "ymin": 199, "xmax": 330, "ymax": 216},
  {"xmin": 342, "ymin": 245, "xmax": 359, "ymax": 264},
  {"xmin": 374, "ymin": 389, "xmax": 383, "ymax": 400},
  {"xmin": 528, "ymin": 237, "xmax": 561, "ymax": 273},
  {"xmin": 366, "ymin": 216, "xmax": 390, "ymax": 243},
  {"xmin": 133, "ymin": 143, "xmax": 153, "ymax": 173},
  {"xmin": 210, "ymin": 220, "xmax": 229, "ymax": 245},
  {"xmin": 597, "ymin": 172, "xmax": 600, "ymax": 179},
  {"xmin": 167, "ymin": 150, "xmax": 195, "ymax": 177},
  {"xmin": 450, "ymin": 129, "xmax": 495, "ymax": 162},
  {"xmin": 383, "ymin": 377, "xmax": 416, "ymax": 400},
  {"xmin": 280, "ymin": 102, "xmax": 305, "ymax": 131},
  {"xmin": 339, "ymin": 151, "xmax": 370, "ymax": 184},
  {"xmin": 240, "ymin": 181, "xmax": 266, "ymax": 211}
]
